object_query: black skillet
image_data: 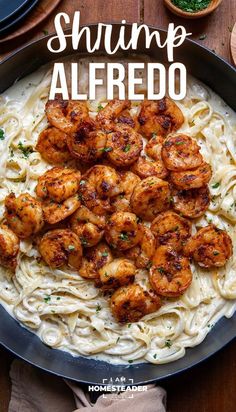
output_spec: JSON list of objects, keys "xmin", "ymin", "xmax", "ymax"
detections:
[{"xmin": 0, "ymin": 24, "xmax": 236, "ymax": 385}]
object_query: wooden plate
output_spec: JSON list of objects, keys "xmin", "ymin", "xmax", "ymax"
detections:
[
  {"xmin": 0, "ymin": 0, "xmax": 61, "ymax": 43},
  {"xmin": 230, "ymin": 22, "xmax": 236, "ymax": 66}
]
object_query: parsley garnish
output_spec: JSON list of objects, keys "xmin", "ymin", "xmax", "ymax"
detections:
[
  {"xmin": 18, "ymin": 141, "xmax": 34, "ymax": 158},
  {"xmin": 100, "ymin": 147, "xmax": 112, "ymax": 153},
  {"xmin": 44, "ymin": 295, "xmax": 51, "ymax": 303},
  {"xmin": 0, "ymin": 129, "xmax": 5, "ymax": 140},
  {"xmin": 212, "ymin": 182, "xmax": 220, "ymax": 189},
  {"xmin": 96, "ymin": 304, "xmax": 102, "ymax": 312},
  {"xmin": 97, "ymin": 104, "xmax": 103, "ymax": 112},
  {"xmin": 165, "ymin": 339, "xmax": 172, "ymax": 348},
  {"xmin": 123, "ymin": 144, "xmax": 131, "ymax": 152},
  {"xmin": 120, "ymin": 232, "xmax": 129, "ymax": 241},
  {"xmin": 68, "ymin": 245, "xmax": 75, "ymax": 251},
  {"xmin": 101, "ymin": 251, "xmax": 108, "ymax": 257}
]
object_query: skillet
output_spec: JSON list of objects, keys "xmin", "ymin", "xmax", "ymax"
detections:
[{"xmin": 0, "ymin": 24, "xmax": 236, "ymax": 385}]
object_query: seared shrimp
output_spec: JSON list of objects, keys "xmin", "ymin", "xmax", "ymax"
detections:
[
  {"xmin": 96, "ymin": 99, "xmax": 131, "ymax": 131},
  {"xmin": 36, "ymin": 167, "xmax": 81, "ymax": 203},
  {"xmin": 138, "ymin": 98, "xmax": 184, "ymax": 139},
  {"xmin": 99, "ymin": 258, "xmax": 136, "ymax": 290},
  {"xmin": 79, "ymin": 242, "xmax": 112, "ymax": 280},
  {"xmin": 126, "ymin": 225, "xmax": 156, "ymax": 269},
  {"xmin": 5, "ymin": 193, "xmax": 44, "ymax": 238},
  {"xmin": 70, "ymin": 206, "xmax": 105, "ymax": 247},
  {"xmin": 42, "ymin": 196, "xmax": 80, "ymax": 225},
  {"xmin": 79, "ymin": 165, "xmax": 122, "ymax": 215},
  {"xmin": 36, "ymin": 127, "xmax": 72, "ymax": 164},
  {"xmin": 67, "ymin": 120, "xmax": 107, "ymax": 163},
  {"xmin": 105, "ymin": 212, "xmax": 141, "ymax": 250},
  {"xmin": 183, "ymin": 225, "xmax": 233, "ymax": 268},
  {"xmin": 131, "ymin": 155, "xmax": 168, "ymax": 179},
  {"xmin": 130, "ymin": 176, "xmax": 171, "ymax": 221},
  {"xmin": 151, "ymin": 211, "xmax": 191, "ymax": 251},
  {"xmin": 173, "ymin": 186, "xmax": 210, "ymax": 218},
  {"xmin": 0, "ymin": 224, "xmax": 20, "ymax": 270},
  {"xmin": 149, "ymin": 246, "xmax": 192, "ymax": 297},
  {"xmin": 170, "ymin": 162, "xmax": 212, "ymax": 190},
  {"xmin": 39, "ymin": 229, "xmax": 82, "ymax": 270},
  {"xmin": 111, "ymin": 171, "xmax": 141, "ymax": 213},
  {"xmin": 116, "ymin": 109, "xmax": 139, "ymax": 130},
  {"xmin": 162, "ymin": 134, "xmax": 203, "ymax": 172},
  {"xmin": 45, "ymin": 96, "xmax": 89, "ymax": 134},
  {"xmin": 105, "ymin": 125, "xmax": 143, "ymax": 167},
  {"xmin": 110, "ymin": 284, "xmax": 162, "ymax": 323}
]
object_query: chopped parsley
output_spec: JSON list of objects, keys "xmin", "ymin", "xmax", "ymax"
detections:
[
  {"xmin": 116, "ymin": 337, "xmax": 120, "ymax": 343},
  {"xmin": 165, "ymin": 339, "xmax": 173, "ymax": 348},
  {"xmin": 175, "ymin": 141, "xmax": 185, "ymax": 146},
  {"xmin": 101, "ymin": 251, "xmax": 108, "ymax": 257},
  {"xmin": 212, "ymin": 182, "xmax": 220, "ymax": 189},
  {"xmin": 123, "ymin": 144, "xmax": 131, "ymax": 152},
  {"xmin": 128, "ymin": 360, "xmax": 133, "ymax": 364},
  {"xmin": 100, "ymin": 147, "xmax": 112, "ymax": 152},
  {"xmin": 153, "ymin": 353, "xmax": 157, "ymax": 359},
  {"xmin": 68, "ymin": 245, "xmax": 75, "ymax": 251},
  {"xmin": 97, "ymin": 104, "xmax": 103, "ymax": 112},
  {"xmin": 56, "ymin": 297, "xmax": 61, "ymax": 300},
  {"xmin": 44, "ymin": 295, "xmax": 51, "ymax": 303},
  {"xmin": 120, "ymin": 232, "xmax": 129, "ymax": 241},
  {"xmin": 172, "ymin": 0, "xmax": 210, "ymax": 12},
  {"xmin": 127, "ymin": 323, "xmax": 131, "ymax": 328},
  {"xmin": 213, "ymin": 251, "xmax": 220, "ymax": 256},
  {"xmin": 199, "ymin": 34, "xmax": 207, "ymax": 41},
  {"xmin": 157, "ymin": 267, "xmax": 165, "ymax": 275},
  {"xmin": 18, "ymin": 141, "xmax": 34, "ymax": 158},
  {"xmin": 0, "ymin": 129, "xmax": 5, "ymax": 140},
  {"xmin": 80, "ymin": 237, "xmax": 88, "ymax": 246},
  {"xmin": 96, "ymin": 304, "xmax": 102, "ymax": 312}
]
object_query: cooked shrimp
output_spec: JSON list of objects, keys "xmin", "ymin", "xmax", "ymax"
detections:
[
  {"xmin": 149, "ymin": 246, "xmax": 192, "ymax": 297},
  {"xmin": 105, "ymin": 125, "xmax": 143, "ymax": 167},
  {"xmin": 131, "ymin": 155, "xmax": 168, "ymax": 179},
  {"xmin": 5, "ymin": 193, "xmax": 44, "ymax": 238},
  {"xmin": 36, "ymin": 127, "xmax": 72, "ymax": 164},
  {"xmin": 110, "ymin": 284, "xmax": 162, "ymax": 323},
  {"xmin": 99, "ymin": 258, "xmax": 136, "ymax": 290},
  {"xmin": 105, "ymin": 212, "xmax": 141, "ymax": 250},
  {"xmin": 42, "ymin": 195, "xmax": 81, "ymax": 224},
  {"xmin": 145, "ymin": 135, "xmax": 164, "ymax": 160},
  {"xmin": 36, "ymin": 167, "xmax": 81, "ymax": 203},
  {"xmin": 138, "ymin": 98, "xmax": 184, "ymax": 139},
  {"xmin": 116, "ymin": 109, "xmax": 139, "ymax": 131},
  {"xmin": 70, "ymin": 206, "xmax": 105, "ymax": 247},
  {"xmin": 79, "ymin": 242, "xmax": 112, "ymax": 280},
  {"xmin": 79, "ymin": 165, "xmax": 122, "ymax": 215},
  {"xmin": 39, "ymin": 229, "xmax": 82, "ymax": 270},
  {"xmin": 45, "ymin": 96, "xmax": 89, "ymax": 134},
  {"xmin": 67, "ymin": 120, "xmax": 107, "ymax": 163},
  {"xmin": 0, "ymin": 224, "xmax": 20, "ymax": 270},
  {"xmin": 111, "ymin": 171, "xmax": 141, "ymax": 213},
  {"xmin": 151, "ymin": 211, "xmax": 191, "ymax": 251},
  {"xmin": 126, "ymin": 225, "xmax": 156, "ymax": 269},
  {"xmin": 170, "ymin": 162, "xmax": 212, "ymax": 190},
  {"xmin": 173, "ymin": 186, "xmax": 210, "ymax": 218},
  {"xmin": 130, "ymin": 176, "xmax": 171, "ymax": 221},
  {"xmin": 183, "ymin": 225, "xmax": 233, "ymax": 268},
  {"xmin": 96, "ymin": 99, "xmax": 131, "ymax": 131},
  {"xmin": 162, "ymin": 134, "xmax": 203, "ymax": 171}
]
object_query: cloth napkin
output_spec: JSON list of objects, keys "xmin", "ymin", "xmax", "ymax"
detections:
[{"xmin": 9, "ymin": 359, "xmax": 166, "ymax": 412}]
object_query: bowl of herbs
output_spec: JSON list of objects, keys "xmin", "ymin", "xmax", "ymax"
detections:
[{"xmin": 163, "ymin": 0, "xmax": 223, "ymax": 19}]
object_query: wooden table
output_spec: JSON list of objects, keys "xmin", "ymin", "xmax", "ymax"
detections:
[{"xmin": 0, "ymin": 1, "xmax": 236, "ymax": 411}]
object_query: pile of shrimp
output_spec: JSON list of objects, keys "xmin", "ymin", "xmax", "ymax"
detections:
[{"xmin": 0, "ymin": 96, "xmax": 233, "ymax": 324}]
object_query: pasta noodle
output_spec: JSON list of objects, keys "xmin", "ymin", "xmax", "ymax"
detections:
[{"xmin": 0, "ymin": 55, "xmax": 236, "ymax": 365}]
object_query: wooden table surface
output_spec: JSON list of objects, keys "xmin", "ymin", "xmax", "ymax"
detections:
[{"xmin": 0, "ymin": 1, "xmax": 236, "ymax": 411}]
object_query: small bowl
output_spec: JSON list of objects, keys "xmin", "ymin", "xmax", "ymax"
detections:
[{"xmin": 163, "ymin": 0, "xmax": 223, "ymax": 19}]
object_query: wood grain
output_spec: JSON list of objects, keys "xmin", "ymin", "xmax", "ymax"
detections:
[
  {"xmin": 230, "ymin": 22, "xmax": 236, "ymax": 65},
  {"xmin": 1, "ymin": 1, "xmax": 236, "ymax": 412},
  {"xmin": 0, "ymin": 0, "xmax": 61, "ymax": 43}
]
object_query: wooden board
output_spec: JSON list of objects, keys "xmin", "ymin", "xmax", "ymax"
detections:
[
  {"xmin": 230, "ymin": 22, "xmax": 236, "ymax": 65},
  {"xmin": 0, "ymin": 0, "xmax": 61, "ymax": 43}
]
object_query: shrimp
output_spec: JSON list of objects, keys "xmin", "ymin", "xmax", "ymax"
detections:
[
  {"xmin": 105, "ymin": 125, "xmax": 143, "ymax": 167},
  {"xmin": 111, "ymin": 171, "xmax": 141, "ymax": 213},
  {"xmin": 42, "ymin": 196, "xmax": 81, "ymax": 225},
  {"xmin": 96, "ymin": 99, "xmax": 131, "ymax": 131},
  {"xmin": 138, "ymin": 98, "xmax": 184, "ymax": 139},
  {"xmin": 39, "ymin": 229, "xmax": 82, "ymax": 270},
  {"xmin": 162, "ymin": 134, "xmax": 203, "ymax": 171},
  {"xmin": 131, "ymin": 155, "xmax": 168, "ymax": 179},
  {"xmin": 35, "ymin": 127, "xmax": 72, "ymax": 164},
  {"xmin": 151, "ymin": 211, "xmax": 191, "ymax": 251},
  {"xmin": 5, "ymin": 193, "xmax": 44, "ymax": 238},
  {"xmin": 183, "ymin": 225, "xmax": 233, "ymax": 268},
  {"xmin": 36, "ymin": 167, "xmax": 81, "ymax": 203},
  {"xmin": 0, "ymin": 224, "xmax": 20, "ymax": 270},
  {"xmin": 130, "ymin": 176, "xmax": 171, "ymax": 221},
  {"xmin": 116, "ymin": 109, "xmax": 139, "ymax": 131},
  {"xmin": 173, "ymin": 186, "xmax": 210, "ymax": 218},
  {"xmin": 45, "ymin": 96, "xmax": 89, "ymax": 134},
  {"xmin": 110, "ymin": 284, "xmax": 162, "ymax": 323},
  {"xmin": 67, "ymin": 120, "xmax": 107, "ymax": 163},
  {"xmin": 126, "ymin": 225, "xmax": 156, "ymax": 269},
  {"xmin": 79, "ymin": 242, "xmax": 112, "ymax": 280},
  {"xmin": 170, "ymin": 162, "xmax": 212, "ymax": 190},
  {"xmin": 105, "ymin": 212, "xmax": 141, "ymax": 250},
  {"xmin": 149, "ymin": 246, "xmax": 192, "ymax": 297},
  {"xmin": 70, "ymin": 206, "xmax": 105, "ymax": 247},
  {"xmin": 99, "ymin": 258, "xmax": 136, "ymax": 290},
  {"xmin": 79, "ymin": 165, "xmax": 122, "ymax": 215}
]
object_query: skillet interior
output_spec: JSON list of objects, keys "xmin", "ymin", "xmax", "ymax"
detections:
[{"xmin": 0, "ymin": 24, "xmax": 236, "ymax": 384}]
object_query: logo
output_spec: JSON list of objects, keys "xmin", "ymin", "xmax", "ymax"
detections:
[{"xmin": 88, "ymin": 377, "xmax": 147, "ymax": 400}]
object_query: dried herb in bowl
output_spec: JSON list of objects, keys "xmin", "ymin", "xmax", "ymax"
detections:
[{"xmin": 171, "ymin": 0, "xmax": 211, "ymax": 12}]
